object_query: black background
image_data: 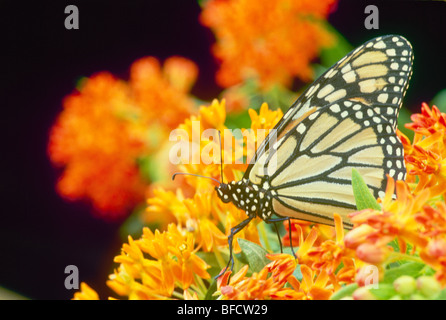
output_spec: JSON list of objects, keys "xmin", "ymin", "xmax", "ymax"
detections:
[{"xmin": 1, "ymin": 0, "xmax": 445, "ymax": 300}]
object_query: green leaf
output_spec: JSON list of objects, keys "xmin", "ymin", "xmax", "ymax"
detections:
[
  {"xmin": 381, "ymin": 261, "xmax": 426, "ymax": 284},
  {"xmin": 369, "ymin": 283, "xmax": 397, "ymax": 300},
  {"xmin": 204, "ymin": 279, "xmax": 218, "ymax": 300},
  {"xmin": 237, "ymin": 238, "xmax": 270, "ymax": 273},
  {"xmin": 431, "ymin": 88, "xmax": 446, "ymax": 112},
  {"xmin": 434, "ymin": 288, "xmax": 446, "ymax": 300},
  {"xmin": 351, "ymin": 168, "xmax": 381, "ymax": 211},
  {"xmin": 137, "ymin": 155, "xmax": 164, "ymax": 183},
  {"xmin": 196, "ymin": 251, "xmax": 227, "ymax": 273},
  {"xmin": 397, "ymin": 106, "xmax": 414, "ymax": 141},
  {"xmin": 119, "ymin": 204, "xmax": 146, "ymax": 240},
  {"xmin": 319, "ymin": 24, "xmax": 353, "ymax": 68},
  {"xmin": 293, "ymin": 264, "xmax": 303, "ymax": 281},
  {"xmin": 330, "ymin": 283, "xmax": 358, "ymax": 300}
]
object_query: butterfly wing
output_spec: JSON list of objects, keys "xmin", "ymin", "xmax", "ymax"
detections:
[
  {"xmin": 244, "ymin": 35, "xmax": 413, "ymax": 227},
  {"xmin": 249, "ymin": 100, "xmax": 406, "ymax": 227},
  {"xmin": 246, "ymin": 35, "xmax": 413, "ymax": 179}
]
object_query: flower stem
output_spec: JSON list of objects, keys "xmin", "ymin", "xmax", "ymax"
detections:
[
  {"xmin": 213, "ymin": 243, "xmax": 226, "ymax": 270},
  {"xmin": 258, "ymin": 222, "xmax": 271, "ymax": 252},
  {"xmin": 387, "ymin": 251, "xmax": 423, "ymax": 264}
]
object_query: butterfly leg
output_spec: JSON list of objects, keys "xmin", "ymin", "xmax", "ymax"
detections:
[
  {"xmin": 272, "ymin": 222, "xmax": 283, "ymax": 253},
  {"xmin": 215, "ymin": 216, "xmax": 254, "ymax": 279},
  {"xmin": 264, "ymin": 216, "xmax": 296, "ymax": 258},
  {"xmin": 287, "ymin": 218, "xmax": 296, "ymax": 259}
]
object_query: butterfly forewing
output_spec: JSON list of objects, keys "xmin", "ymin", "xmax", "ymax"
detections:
[{"xmin": 247, "ymin": 35, "xmax": 413, "ymax": 177}]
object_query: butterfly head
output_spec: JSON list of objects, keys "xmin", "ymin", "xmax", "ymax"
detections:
[
  {"xmin": 215, "ymin": 180, "xmax": 244, "ymax": 204},
  {"xmin": 215, "ymin": 183, "xmax": 231, "ymax": 203}
]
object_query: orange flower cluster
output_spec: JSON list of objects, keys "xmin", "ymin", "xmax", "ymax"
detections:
[
  {"xmin": 218, "ymin": 254, "xmax": 332, "ymax": 300},
  {"xmin": 48, "ymin": 57, "xmax": 198, "ymax": 218},
  {"xmin": 106, "ymin": 224, "xmax": 210, "ymax": 299},
  {"xmin": 147, "ymin": 100, "xmax": 281, "ymax": 254},
  {"xmin": 400, "ymin": 103, "xmax": 446, "ymax": 198},
  {"xmin": 218, "ymin": 214, "xmax": 358, "ymax": 299},
  {"xmin": 200, "ymin": 0, "xmax": 337, "ymax": 89},
  {"xmin": 73, "ymin": 100, "xmax": 285, "ymax": 299},
  {"xmin": 342, "ymin": 104, "xmax": 446, "ymax": 286}
]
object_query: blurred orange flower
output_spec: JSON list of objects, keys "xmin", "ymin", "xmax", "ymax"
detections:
[
  {"xmin": 48, "ymin": 56, "xmax": 198, "ymax": 218},
  {"xmin": 200, "ymin": 0, "xmax": 337, "ymax": 89},
  {"xmin": 48, "ymin": 73, "xmax": 148, "ymax": 218}
]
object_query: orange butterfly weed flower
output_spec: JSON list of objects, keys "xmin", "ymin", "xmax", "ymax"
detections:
[
  {"xmin": 345, "ymin": 176, "xmax": 430, "ymax": 266},
  {"xmin": 72, "ymin": 282, "xmax": 100, "ymax": 300},
  {"xmin": 200, "ymin": 0, "xmax": 337, "ymax": 89},
  {"xmin": 286, "ymin": 265, "xmax": 333, "ymax": 300},
  {"xmin": 48, "ymin": 73, "xmax": 148, "ymax": 218},
  {"xmin": 130, "ymin": 56, "xmax": 198, "ymax": 130},
  {"xmin": 145, "ymin": 189, "xmax": 228, "ymax": 252},
  {"xmin": 217, "ymin": 265, "xmax": 284, "ymax": 300},
  {"xmin": 152, "ymin": 100, "xmax": 281, "ymax": 251},
  {"xmin": 405, "ymin": 103, "xmax": 446, "ymax": 136},
  {"xmin": 106, "ymin": 224, "xmax": 210, "ymax": 300},
  {"xmin": 244, "ymin": 103, "xmax": 284, "ymax": 164},
  {"xmin": 145, "ymin": 188, "xmax": 187, "ymax": 227},
  {"xmin": 400, "ymin": 103, "xmax": 446, "ymax": 197},
  {"xmin": 48, "ymin": 56, "xmax": 198, "ymax": 218},
  {"xmin": 142, "ymin": 100, "xmax": 284, "ymax": 282},
  {"xmin": 416, "ymin": 202, "xmax": 446, "ymax": 286},
  {"xmin": 306, "ymin": 214, "xmax": 358, "ymax": 288},
  {"xmin": 217, "ymin": 253, "xmax": 312, "ymax": 300},
  {"xmin": 182, "ymin": 193, "xmax": 228, "ymax": 252}
]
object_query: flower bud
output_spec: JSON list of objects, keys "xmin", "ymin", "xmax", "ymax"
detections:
[
  {"xmin": 344, "ymin": 224, "xmax": 376, "ymax": 249},
  {"xmin": 393, "ymin": 275, "xmax": 416, "ymax": 295},
  {"xmin": 416, "ymin": 276, "xmax": 442, "ymax": 298},
  {"xmin": 356, "ymin": 243, "xmax": 389, "ymax": 264},
  {"xmin": 427, "ymin": 238, "xmax": 446, "ymax": 258},
  {"xmin": 352, "ymin": 286, "xmax": 377, "ymax": 300}
]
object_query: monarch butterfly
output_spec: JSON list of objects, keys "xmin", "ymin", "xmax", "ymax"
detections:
[{"xmin": 176, "ymin": 35, "xmax": 413, "ymax": 277}]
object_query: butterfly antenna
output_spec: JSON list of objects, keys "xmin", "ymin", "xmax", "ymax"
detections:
[
  {"xmin": 218, "ymin": 130, "xmax": 224, "ymax": 184},
  {"xmin": 172, "ymin": 172, "xmax": 221, "ymax": 185}
]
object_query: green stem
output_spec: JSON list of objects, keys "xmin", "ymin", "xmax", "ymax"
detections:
[
  {"xmin": 387, "ymin": 252, "xmax": 423, "ymax": 264},
  {"xmin": 194, "ymin": 276, "xmax": 207, "ymax": 298},
  {"xmin": 258, "ymin": 222, "xmax": 271, "ymax": 252},
  {"xmin": 213, "ymin": 243, "xmax": 227, "ymax": 270},
  {"xmin": 171, "ymin": 290, "xmax": 184, "ymax": 300}
]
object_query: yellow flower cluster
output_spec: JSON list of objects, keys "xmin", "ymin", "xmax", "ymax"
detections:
[{"xmin": 106, "ymin": 224, "xmax": 210, "ymax": 299}]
